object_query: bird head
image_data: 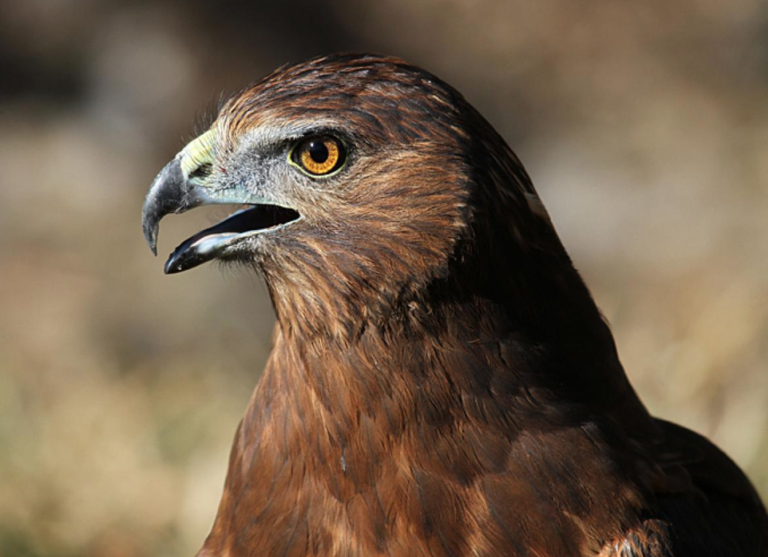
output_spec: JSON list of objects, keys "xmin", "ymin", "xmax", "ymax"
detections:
[{"xmin": 142, "ymin": 54, "xmax": 557, "ymax": 337}]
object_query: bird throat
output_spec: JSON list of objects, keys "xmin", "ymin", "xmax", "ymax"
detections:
[{"xmin": 200, "ymin": 292, "xmax": 656, "ymax": 556}]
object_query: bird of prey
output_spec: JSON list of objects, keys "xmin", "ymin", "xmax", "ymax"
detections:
[{"xmin": 142, "ymin": 54, "xmax": 768, "ymax": 557}]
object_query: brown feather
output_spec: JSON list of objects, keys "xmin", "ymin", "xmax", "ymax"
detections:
[{"xmin": 154, "ymin": 54, "xmax": 768, "ymax": 556}]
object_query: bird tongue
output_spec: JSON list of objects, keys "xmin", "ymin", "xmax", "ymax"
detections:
[{"xmin": 164, "ymin": 205, "xmax": 300, "ymax": 274}]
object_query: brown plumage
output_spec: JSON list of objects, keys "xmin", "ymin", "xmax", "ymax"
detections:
[{"xmin": 141, "ymin": 54, "xmax": 768, "ymax": 556}]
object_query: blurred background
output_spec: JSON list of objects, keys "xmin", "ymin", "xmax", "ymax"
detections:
[{"xmin": 1, "ymin": 0, "xmax": 767, "ymax": 555}]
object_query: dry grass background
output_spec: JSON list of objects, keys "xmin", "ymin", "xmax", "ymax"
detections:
[{"xmin": 1, "ymin": 0, "xmax": 767, "ymax": 555}]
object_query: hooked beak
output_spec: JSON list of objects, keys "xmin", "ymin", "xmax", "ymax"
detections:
[
  {"xmin": 142, "ymin": 158, "xmax": 205, "ymax": 256},
  {"xmin": 141, "ymin": 130, "xmax": 300, "ymax": 274}
]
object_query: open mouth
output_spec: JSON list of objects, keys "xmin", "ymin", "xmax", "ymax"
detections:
[{"xmin": 164, "ymin": 204, "xmax": 301, "ymax": 274}]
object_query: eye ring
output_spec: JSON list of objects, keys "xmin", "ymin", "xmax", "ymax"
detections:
[{"xmin": 289, "ymin": 135, "xmax": 347, "ymax": 177}]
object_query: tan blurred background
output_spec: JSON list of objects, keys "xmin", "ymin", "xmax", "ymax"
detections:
[{"xmin": 1, "ymin": 0, "xmax": 767, "ymax": 555}]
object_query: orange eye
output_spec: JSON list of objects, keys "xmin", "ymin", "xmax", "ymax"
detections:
[{"xmin": 292, "ymin": 136, "xmax": 346, "ymax": 176}]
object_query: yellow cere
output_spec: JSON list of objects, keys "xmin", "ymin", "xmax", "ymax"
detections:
[{"xmin": 180, "ymin": 129, "xmax": 217, "ymax": 180}]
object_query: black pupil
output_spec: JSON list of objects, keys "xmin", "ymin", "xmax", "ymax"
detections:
[{"xmin": 308, "ymin": 141, "xmax": 329, "ymax": 163}]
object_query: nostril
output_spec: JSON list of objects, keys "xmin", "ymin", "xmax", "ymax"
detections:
[{"xmin": 190, "ymin": 162, "xmax": 212, "ymax": 180}]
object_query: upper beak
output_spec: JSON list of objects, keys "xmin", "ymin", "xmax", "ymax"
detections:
[
  {"xmin": 141, "ymin": 157, "xmax": 207, "ymax": 256},
  {"xmin": 142, "ymin": 129, "xmax": 221, "ymax": 256}
]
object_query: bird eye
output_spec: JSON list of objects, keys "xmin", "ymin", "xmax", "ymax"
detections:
[{"xmin": 290, "ymin": 136, "xmax": 346, "ymax": 176}]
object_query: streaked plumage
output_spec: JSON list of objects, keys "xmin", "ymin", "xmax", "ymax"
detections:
[{"xmin": 142, "ymin": 54, "xmax": 768, "ymax": 556}]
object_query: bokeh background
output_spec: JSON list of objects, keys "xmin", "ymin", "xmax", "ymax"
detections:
[{"xmin": 1, "ymin": 0, "xmax": 767, "ymax": 555}]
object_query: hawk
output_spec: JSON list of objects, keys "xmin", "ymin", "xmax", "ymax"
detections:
[{"xmin": 142, "ymin": 54, "xmax": 768, "ymax": 556}]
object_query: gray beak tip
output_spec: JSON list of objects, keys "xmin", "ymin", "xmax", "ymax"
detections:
[
  {"xmin": 143, "ymin": 221, "xmax": 159, "ymax": 256},
  {"xmin": 142, "ymin": 218, "xmax": 159, "ymax": 256}
]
